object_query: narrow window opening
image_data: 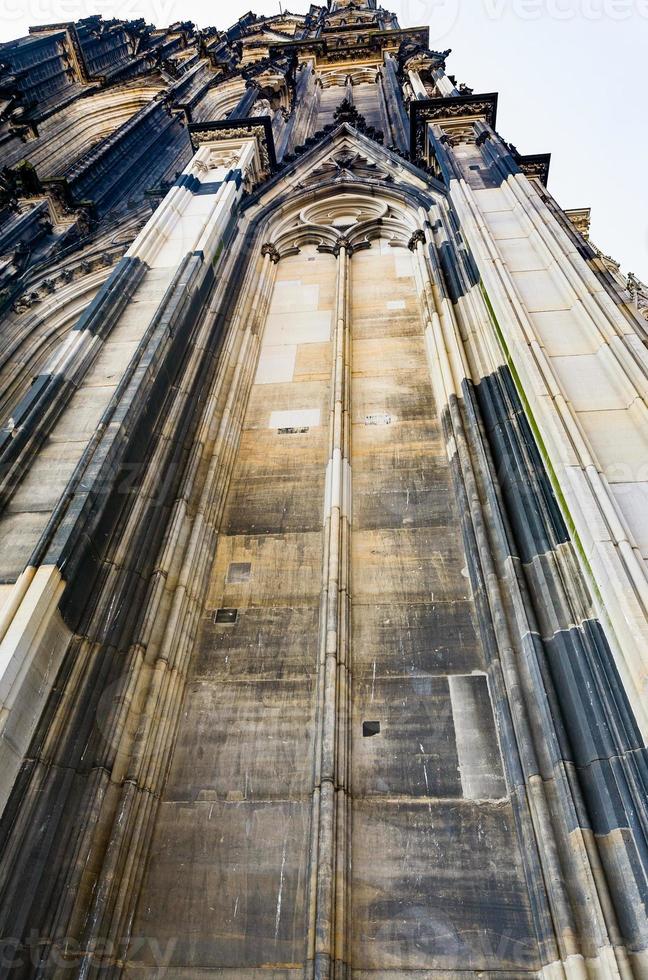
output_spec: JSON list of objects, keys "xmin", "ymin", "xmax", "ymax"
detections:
[
  {"xmin": 362, "ymin": 720, "xmax": 381, "ymax": 737},
  {"xmin": 214, "ymin": 608, "xmax": 238, "ymax": 624}
]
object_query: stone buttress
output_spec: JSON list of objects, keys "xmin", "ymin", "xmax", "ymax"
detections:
[{"xmin": 0, "ymin": 2, "xmax": 647, "ymax": 977}]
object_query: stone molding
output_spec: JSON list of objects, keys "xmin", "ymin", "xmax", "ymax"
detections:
[{"xmin": 410, "ymin": 92, "xmax": 498, "ymax": 158}]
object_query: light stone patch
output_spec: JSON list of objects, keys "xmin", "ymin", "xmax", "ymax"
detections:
[
  {"xmin": 378, "ymin": 239, "xmax": 396, "ymax": 255},
  {"xmin": 530, "ymin": 309, "xmax": 601, "ymax": 357},
  {"xmin": 0, "ymin": 565, "xmax": 68, "ymax": 814},
  {"xmin": 472, "ymin": 187, "xmax": 513, "ymax": 213},
  {"xmin": 264, "ymin": 311, "xmax": 332, "ymax": 346},
  {"xmin": 510, "ymin": 268, "xmax": 573, "ymax": 313},
  {"xmin": 387, "ymin": 300, "xmax": 406, "ymax": 310},
  {"xmin": 183, "ymin": 193, "xmax": 222, "ymax": 218},
  {"xmin": 83, "ymin": 341, "xmax": 140, "ymax": 387},
  {"xmin": 484, "ymin": 209, "xmax": 528, "ymax": 241},
  {"xmin": 269, "ymin": 280, "xmax": 319, "ymax": 315},
  {"xmin": 0, "ymin": 585, "xmax": 14, "ymax": 618},
  {"xmin": 149, "ymin": 238, "xmax": 190, "ymax": 269},
  {"xmin": 497, "ymin": 237, "xmax": 548, "ymax": 273},
  {"xmin": 0, "ymin": 513, "xmax": 50, "ymax": 581},
  {"xmin": 551, "ymin": 352, "xmax": 635, "ymax": 412},
  {"xmin": 49, "ymin": 385, "xmax": 116, "ymax": 443},
  {"xmin": 610, "ymin": 484, "xmax": 648, "ymax": 557},
  {"xmin": 129, "ymin": 268, "xmax": 177, "ymax": 302},
  {"xmin": 254, "ymin": 345, "xmax": 297, "ymax": 385},
  {"xmin": 107, "ymin": 300, "xmax": 162, "ymax": 343},
  {"xmin": 7, "ymin": 443, "xmax": 81, "ymax": 514},
  {"xmin": 148, "ymin": 212, "xmax": 212, "ymax": 269},
  {"xmin": 393, "ymin": 252, "xmax": 414, "ymax": 279},
  {"xmin": 269, "ymin": 408, "xmax": 321, "ymax": 430},
  {"xmin": 578, "ymin": 407, "xmax": 648, "ymax": 478},
  {"xmin": 448, "ymin": 673, "xmax": 507, "ymax": 801}
]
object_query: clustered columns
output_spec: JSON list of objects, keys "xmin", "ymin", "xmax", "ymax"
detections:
[
  {"xmin": 281, "ymin": 60, "xmax": 319, "ymax": 157},
  {"xmin": 0, "ymin": 131, "xmax": 265, "ymax": 817},
  {"xmin": 261, "ymin": 232, "xmax": 354, "ymax": 976},
  {"xmin": 407, "ymin": 66, "xmax": 428, "ymax": 100},
  {"xmin": 404, "ymin": 56, "xmax": 459, "ymax": 101},
  {"xmin": 229, "ymin": 82, "xmax": 260, "ymax": 120},
  {"xmin": 431, "ymin": 68, "xmax": 460, "ymax": 97},
  {"xmin": 312, "ymin": 236, "xmax": 353, "ymax": 977},
  {"xmin": 404, "ymin": 220, "xmax": 610, "ymax": 977},
  {"xmin": 381, "ymin": 53, "xmax": 409, "ymax": 151},
  {"xmin": 424, "ymin": 107, "xmax": 648, "ymax": 745},
  {"xmin": 407, "ymin": 193, "xmax": 648, "ymax": 973}
]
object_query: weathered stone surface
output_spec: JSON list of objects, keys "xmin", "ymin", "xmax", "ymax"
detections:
[{"xmin": 0, "ymin": 2, "xmax": 646, "ymax": 977}]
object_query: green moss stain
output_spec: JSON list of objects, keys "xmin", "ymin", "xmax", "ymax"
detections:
[{"xmin": 212, "ymin": 241, "xmax": 224, "ymax": 268}]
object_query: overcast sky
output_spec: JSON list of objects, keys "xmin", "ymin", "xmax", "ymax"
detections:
[{"xmin": 1, "ymin": 0, "xmax": 646, "ymax": 278}]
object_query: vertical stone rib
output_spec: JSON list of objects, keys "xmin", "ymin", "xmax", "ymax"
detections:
[
  {"xmin": 381, "ymin": 54, "xmax": 409, "ymax": 152},
  {"xmin": 409, "ymin": 231, "xmax": 626, "ymax": 978},
  {"xmin": 74, "ymin": 250, "xmax": 277, "ymax": 973},
  {"xmin": 309, "ymin": 243, "xmax": 352, "ymax": 979}
]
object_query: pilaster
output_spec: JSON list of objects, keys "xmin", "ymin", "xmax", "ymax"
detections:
[{"xmin": 309, "ymin": 239, "xmax": 352, "ymax": 979}]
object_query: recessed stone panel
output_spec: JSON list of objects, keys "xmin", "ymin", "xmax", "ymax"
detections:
[
  {"xmin": 352, "ymin": 601, "xmax": 484, "ymax": 676},
  {"xmin": 352, "ymin": 673, "xmax": 463, "ymax": 799},
  {"xmin": 131, "ymin": 800, "xmax": 310, "ymax": 970},
  {"xmin": 254, "ymin": 345, "xmax": 297, "ymax": 385},
  {"xmin": 263, "ymin": 311, "xmax": 332, "ymax": 346},
  {"xmin": 352, "ymin": 527, "xmax": 470, "ymax": 603},
  {"xmin": 351, "ymin": 800, "xmax": 540, "ymax": 973}
]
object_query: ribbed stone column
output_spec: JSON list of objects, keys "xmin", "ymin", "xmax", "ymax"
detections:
[
  {"xmin": 285, "ymin": 62, "xmax": 319, "ymax": 154},
  {"xmin": 229, "ymin": 82, "xmax": 258, "ymax": 119},
  {"xmin": 308, "ymin": 240, "xmax": 352, "ymax": 979},
  {"xmin": 381, "ymin": 53, "xmax": 409, "ymax": 151},
  {"xmin": 432, "ymin": 68, "xmax": 460, "ymax": 96},
  {"xmin": 407, "ymin": 68, "xmax": 428, "ymax": 99}
]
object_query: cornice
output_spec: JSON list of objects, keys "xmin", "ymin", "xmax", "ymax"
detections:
[
  {"xmin": 268, "ymin": 26, "xmax": 429, "ymax": 66},
  {"xmin": 564, "ymin": 207, "xmax": 591, "ymax": 240},
  {"xmin": 188, "ymin": 116, "xmax": 277, "ymax": 171},
  {"xmin": 514, "ymin": 151, "xmax": 551, "ymax": 187},
  {"xmin": 410, "ymin": 92, "xmax": 498, "ymax": 159}
]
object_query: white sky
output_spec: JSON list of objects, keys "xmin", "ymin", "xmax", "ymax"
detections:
[{"xmin": 1, "ymin": 0, "xmax": 646, "ymax": 278}]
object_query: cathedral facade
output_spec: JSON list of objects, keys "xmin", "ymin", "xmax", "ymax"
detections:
[{"xmin": 0, "ymin": 1, "xmax": 648, "ymax": 976}]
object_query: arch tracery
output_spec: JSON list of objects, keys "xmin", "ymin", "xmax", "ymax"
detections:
[{"xmin": 256, "ymin": 183, "xmax": 431, "ymax": 262}]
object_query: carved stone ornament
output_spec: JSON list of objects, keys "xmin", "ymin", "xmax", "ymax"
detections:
[
  {"xmin": 441, "ymin": 123, "xmax": 478, "ymax": 147},
  {"xmin": 517, "ymin": 154, "xmax": 551, "ymax": 186},
  {"xmin": 261, "ymin": 242, "xmax": 281, "ymax": 263},
  {"xmin": 410, "ymin": 93, "xmax": 498, "ymax": 162},
  {"xmin": 308, "ymin": 150, "xmax": 390, "ymax": 184},
  {"xmin": 564, "ymin": 208, "xmax": 591, "ymax": 240},
  {"xmin": 188, "ymin": 118, "xmax": 277, "ymax": 175},
  {"xmin": 627, "ymin": 273, "xmax": 648, "ymax": 322},
  {"xmin": 207, "ymin": 150, "xmax": 239, "ymax": 170},
  {"xmin": 333, "ymin": 235, "xmax": 354, "ymax": 256},
  {"xmin": 408, "ymin": 229, "xmax": 426, "ymax": 251}
]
